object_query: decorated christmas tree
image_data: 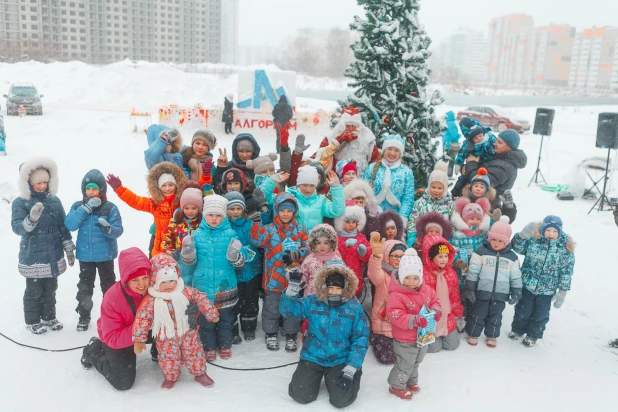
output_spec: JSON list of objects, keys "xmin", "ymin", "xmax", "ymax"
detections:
[{"xmin": 340, "ymin": 0, "xmax": 444, "ymax": 188}]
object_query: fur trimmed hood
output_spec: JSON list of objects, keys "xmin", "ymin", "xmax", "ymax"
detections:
[
  {"xmin": 378, "ymin": 209, "xmax": 405, "ymax": 241},
  {"xmin": 313, "ymin": 263, "xmax": 358, "ymax": 302},
  {"xmin": 451, "ymin": 197, "xmax": 492, "ymax": 232},
  {"xmin": 18, "ymin": 156, "xmax": 59, "ymax": 200},
  {"xmin": 308, "ymin": 223, "xmax": 338, "ymax": 252},
  {"xmin": 530, "ymin": 223, "xmax": 576, "ymax": 253},
  {"xmin": 416, "ymin": 211, "xmax": 453, "ymax": 240},
  {"xmin": 462, "ymin": 184, "xmax": 496, "ymax": 202},
  {"xmin": 344, "ymin": 179, "xmax": 376, "ymax": 204},
  {"xmin": 335, "ymin": 202, "xmax": 367, "ymax": 232},
  {"xmin": 147, "ymin": 161, "xmax": 186, "ymax": 206}
]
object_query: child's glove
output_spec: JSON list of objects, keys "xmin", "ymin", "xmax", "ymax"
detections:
[
  {"xmin": 508, "ymin": 297, "xmax": 519, "ymax": 305},
  {"xmin": 294, "ymin": 134, "xmax": 311, "ymax": 153},
  {"xmin": 463, "ymin": 289, "xmax": 476, "ymax": 304},
  {"xmin": 413, "ymin": 316, "xmax": 428, "ymax": 329},
  {"xmin": 106, "ymin": 174, "xmax": 122, "ymax": 191},
  {"xmin": 452, "ymin": 260, "xmax": 468, "ymax": 271},
  {"xmin": 499, "ymin": 189, "xmax": 514, "ymax": 208},
  {"xmin": 278, "ymin": 123, "xmax": 290, "ymax": 147},
  {"xmin": 29, "ymin": 202, "xmax": 44, "ymax": 223},
  {"xmin": 63, "ymin": 240, "xmax": 76, "ymax": 267},
  {"xmin": 366, "ymin": 200, "xmax": 380, "ymax": 217},
  {"xmin": 282, "ymin": 250, "xmax": 300, "ymax": 266},
  {"xmin": 434, "ymin": 311, "xmax": 442, "ymax": 322},
  {"xmin": 552, "ymin": 290, "xmax": 567, "ymax": 309},
  {"xmin": 185, "ymin": 303, "xmax": 200, "ymax": 329},
  {"xmin": 336, "ymin": 131, "xmax": 357, "ymax": 145},
  {"xmin": 345, "ymin": 238, "xmax": 358, "ymax": 247},
  {"xmin": 134, "ymin": 342, "xmax": 147, "ymax": 355},
  {"xmin": 181, "ymin": 235, "xmax": 196, "ymax": 263},
  {"xmin": 252, "ymin": 188, "xmax": 267, "ymax": 208},
  {"xmin": 226, "ymin": 239, "xmax": 244, "ymax": 266},
  {"xmin": 285, "ymin": 269, "xmax": 306, "ymax": 297},
  {"xmin": 369, "ymin": 232, "xmax": 385, "ymax": 257},
  {"xmin": 338, "ymin": 365, "xmax": 357, "ymax": 392},
  {"xmin": 81, "ymin": 197, "xmax": 102, "ymax": 214},
  {"xmin": 96, "ymin": 217, "xmax": 112, "ymax": 234},
  {"xmin": 173, "ymin": 207, "xmax": 184, "ymax": 223},
  {"xmin": 357, "ymin": 244, "xmax": 367, "ymax": 257},
  {"xmin": 519, "ymin": 222, "xmax": 537, "ymax": 239},
  {"xmin": 202, "ymin": 157, "xmax": 214, "ymax": 177},
  {"xmin": 162, "ymin": 128, "xmax": 179, "ymax": 143},
  {"xmin": 456, "ymin": 317, "xmax": 466, "ymax": 333}
]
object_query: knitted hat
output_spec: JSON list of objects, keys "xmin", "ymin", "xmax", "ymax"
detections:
[
  {"xmin": 85, "ymin": 182, "xmax": 100, "ymax": 190},
  {"xmin": 297, "ymin": 165, "xmax": 319, "ymax": 186},
  {"xmin": 336, "ymin": 159, "xmax": 357, "ymax": 179},
  {"xmin": 461, "ymin": 201, "xmax": 486, "ymax": 222},
  {"xmin": 398, "ymin": 249, "xmax": 423, "ymax": 284},
  {"xmin": 416, "ymin": 212, "xmax": 453, "ymax": 240},
  {"xmin": 203, "ymin": 194, "xmax": 228, "ymax": 216},
  {"xmin": 498, "ymin": 129, "xmax": 520, "ymax": 150},
  {"xmin": 29, "ymin": 168, "xmax": 50, "ymax": 185},
  {"xmin": 192, "ymin": 129, "xmax": 217, "ymax": 150},
  {"xmin": 325, "ymin": 272, "xmax": 345, "ymax": 288},
  {"xmin": 488, "ymin": 216, "xmax": 512, "ymax": 244},
  {"xmin": 183, "ymin": 180, "xmax": 201, "ymax": 191},
  {"xmin": 180, "ymin": 188, "xmax": 204, "ymax": 212},
  {"xmin": 382, "ymin": 134, "xmax": 405, "ymax": 153},
  {"xmin": 224, "ymin": 191, "xmax": 246, "ymax": 211},
  {"xmin": 154, "ymin": 265, "xmax": 179, "ymax": 291},
  {"xmin": 428, "ymin": 160, "xmax": 449, "ymax": 191},
  {"xmin": 390, "ymin": 244, "xmax": 407, "ymax": 255},
  {"xmin": 335, "ymin": 200, "xmax": 367, "ymax": 232},
  {"xmin": 221, "ymin": 168, "xmax": 247, "ymax": 193},
  {"xmin": 158, "ymin": 173, "xmax": 177, "ymax": 189},
  {"xmin": 150, "ymin": 253, "xmax": 181, "ymax": 291},
  {"xmin": 309, "ymin": 224, "xmax": 338, "ymax": 251},
  {"xmin": 471, "ymin": 168, "xmax": 490, "ymax": 191},
  {"xmin": 278, "ymin": 199, "xmax": 297, "ymax": 213},
  {"xmin": 541, "ymin": 215, "xmax": 563, "ymax": 236},
  {"xmin": 246, "ymin": 153, "xmax": 278, "ymax": 175},
  {"xmin": 236, "ymin": 138, "xmax": 255, "ymax": 152},
  {"xmin": 459, "ymin": 117, "xmax": 484, "ymax": 139},
  {"xmin": 428, "ymin": 243, "xmax": 450, "ymax": 260}
]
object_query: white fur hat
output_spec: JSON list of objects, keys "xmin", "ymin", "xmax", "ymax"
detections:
[
  {"xmin": 398, "ymin": 249, "xmax": 423, "ymax": 285},
  {"xmin": 19, "ymin": 156, "xmax": 59, "ymax": 200},
  {"xmin": 335, "ymin": 202, "xmax": 367, "ymax": 232},
  {"xmin": 154, "ymin": 265, "xmax": 180, "ymax": 291},
  {"xmin": 158, "ymin": 173, "xmax": 177, "ymax": 188},
  {"xmin": 344, "ymin": 179, "xmax": 376, "ymax": 203},
  {"xmin": 428, "ymin": 161, "xmax": 449, "ymax": 192},
  {"xmin": 203, "ymin": 194, "xmax": 228, "ymax": 217},
  {"xmin": 382, "ymin": 134, "xmax": 405, "ymax": 154},
  {"xmin": 297, "ymin": 165, "xmax": 319, "ymax": 186}
]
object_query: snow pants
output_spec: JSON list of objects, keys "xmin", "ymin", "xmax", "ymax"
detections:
[
  {"xmin": 511, "ymin": 288, "xmax": 552, "ymax": 339},
  {"xmin": 428, "ymin": 329, "xmax": 461, "ymax": 353},
  {"xmin": 156, "ymin": 329, "xmax": 207, "ymax": 382},
  {"xmin": 388, "ymin": 340, "xmax": 428, "ymax": 390},
  {"xmin": 288, "ymin": 360, "xmax": 362, "ymax": 409},
  {"xmin": 198, "ymin": 307, "xmax": 234, "ymax": 350},
  {"xmin": 233, "ymin": 275, "xmax": 261, "ymax": 336},
  {"xmin": 446, "ymin": 143, "xmax": 460, "ymax": 178},
  {"xmin": 262, "ymin": 290, "xmax": 300, "ymax": 334},
  {"xmin": 75, "ymin": 260, "xmax": 116, "ymax": 318},
  {"xmin": 83, "ymin": 338, "xmax": 136, "ymax": 391},
  {"xmin": 466, "ymin": 299, "xmax": 506, "ymax": 338},
  {"xmin": 370, "ymin": 332, "xmax": 395, "ymax": 365},
  {"xmin": 24, "ymin": 277, "xmax": 57, "ymax": 325}
]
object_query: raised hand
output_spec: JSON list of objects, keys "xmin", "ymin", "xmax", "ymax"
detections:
[
  {"xmin": 519, "ymin": 222, "xmax": 537, "ymax": 239},
  {"xmin": 202, "ymin": 157, "xmax": 215, "ymax": 177},
  {"xmin": 370, "ymin": 232, "xmax": 385, "ymax": 257},
  {"xmin": 294, "ymin": 134, "xmax": 311, "ymax": 153},
  {"xmin": 217, "ymin": 148, "xmax": 228, "ymax": 168},
  {"xmin": 106, "ymin": 174, "xmax": 122, "ymax": 191},
  {"xmin": 326, "ymin": 171, "xmax": 339, "ymax": 186},
  {"xmin": 285, "ymin": 269, "xmax": 306, "ymax": 297},
  {"xmin": 29, "ymin": 202, "xmax": 44, "ymax": 223},
  {"xmin": 499, "ymin": 189, "xmax": 514, "ymax": 208}
]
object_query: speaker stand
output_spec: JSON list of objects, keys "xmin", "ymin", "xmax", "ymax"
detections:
[
  {"xmin": 589, "ymin": 148, "xmax": 615, "ymax": 214},
  {"xmin": 528, "ymin": 134, "xmax": 548, "ymax": 187}
]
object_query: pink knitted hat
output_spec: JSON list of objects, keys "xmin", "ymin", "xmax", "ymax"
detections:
[
  {"xmin": 180, "ymin": 188, "xmax": 203, "ymax": 213},
  {"xmin": 488, "ymin": 216, "xmax": 512, "ymax": 244}
]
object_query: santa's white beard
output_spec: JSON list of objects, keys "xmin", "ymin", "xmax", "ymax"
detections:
[{"xmin": 333, "ymin": 128, "xmax": 376, "ymax": 175}]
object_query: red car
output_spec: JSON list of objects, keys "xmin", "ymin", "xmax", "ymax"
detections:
[{"xmin": 456, "ymin": 106, "xmax": 530, "ymax": 133}]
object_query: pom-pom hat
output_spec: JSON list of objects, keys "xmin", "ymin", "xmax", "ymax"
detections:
[
  {"xmin": 398, "ymin": 249, "xmax": 423, "ymax": 284},
  {"xmin": 471, "ymin": 167, "xmax": 490, "ymax": 191}
]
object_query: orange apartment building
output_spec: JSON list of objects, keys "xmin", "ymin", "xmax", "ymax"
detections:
[
  {"xmin": 487, "ymin": 14, "xmax": 534, "ymax": 84},
  {"xmin": 569, "ymin": 27, "xmax": 618, "ymax": 90}
]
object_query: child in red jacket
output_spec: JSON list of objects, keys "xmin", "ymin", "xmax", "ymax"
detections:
[
  {"xmin": 335, "ymin": 200, "xmax": 372, "ymax": 296},
  {"xmin": 386, "ymin": 249, "xmax": 441, "ymax": 400}
]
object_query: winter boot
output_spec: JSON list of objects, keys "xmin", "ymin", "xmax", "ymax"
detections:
[
  {"xmin": 407, "ymin": 384, "xmax": 421, "ymax": 393},
  {"xmin": 161, "ymin": 380, "xmax": 176, "ymax": 389},
  {"xmin": 467, "ymin": 336, "xmax": 478, "ymax": 346},
  {"xmin": 265, "ymin": 333, "xmax": 279, "ymax": 351},
  {"xmin": 244, "ymin": 331, "xmax": 256, "ymax": 341},
  {"xmin": 26, "ymin": 322, "xmax": 48, "ymax": 335},
  {"xmin": 205, "ymin": 350, "xmax": 217, "ymax": 361},
  {"xmin": 508, "ymin": 331, "xmax": 524, "ymax": 341},
  {"xmin": 232, "ymin": 334, "xmax": 242, "ymax": 345},
  {"xmin": 285, "ymin": 334, "xmax": 298, "ymax": 352},
  {"xmin": 194, "ymin": 373, "xmax": 215, "ymax": 388},
  {"xmin": 389, "ymin": 386, "xmax": 414, "ymax": 400},
  {"xmin": 486, "ymin": 338, "xmax": 497, "ymax": 348},
  {"xmin": 609, "ymin": 338, "xmax": 618, "ymax": 348},
  {"xmin": 42, "ymin": 319, "xmax": 63, "ymax": 331},
  {"xmin": 219, "ymin": 348, "xmax": 232, "ymax": 360},
  {"xmin": 80, "ymin": 337, "xmax": 98, "ymax": 370},
  {"xmin": 522, "ymin": 335, "xmax": 537, "ymax": 347},
  {"xmin": 76, "ymin": 316, "xmax": 91, "ymax": 332}
]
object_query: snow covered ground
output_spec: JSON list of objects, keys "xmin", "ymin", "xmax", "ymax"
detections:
[{"xmin": 1, "ymin": 63, "xmax": 618, "ymax": 411}]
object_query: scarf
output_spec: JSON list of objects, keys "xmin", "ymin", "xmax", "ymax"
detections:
[
  {"xmin": 374, "ymin": 158, "xmax": 402, "ymax": 208},
  {"xmin": 338, "ymin": 229, "xmax": 357, "ymax": 238},
  {"xmin": 148, "ymin": 278, "xmax": 191, "ymax": 340},
  {"xmin": 381, "ymin": 261, "xmax": 397, "ymax": 274},
  {"xmin": 434, "ymin": 269, "xmax": 451, "ymax": 337},
  {"xmin": 461, "ymin": 225, "xmax": 482, "ymax": 237},
  {"xmin": 313, "ymin": 250, "xmax": 339, "ymax": 263}
]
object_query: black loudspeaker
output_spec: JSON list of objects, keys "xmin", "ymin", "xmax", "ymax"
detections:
[
  {"xmin": 596, "ymin": 112, "xmax": 618, "ymax": 149},
  {"xmin": 533, "ymin": 108, "xmax": 555, "ymax": 136}
]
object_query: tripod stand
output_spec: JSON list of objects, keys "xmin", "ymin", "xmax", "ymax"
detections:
[
  {"xmin": 528, "ymin": 134, "xmax": 548, "ymax": 186},
  {"xmin": 589, "ymin": 148, "xmax": 615, "ymax": 213}
]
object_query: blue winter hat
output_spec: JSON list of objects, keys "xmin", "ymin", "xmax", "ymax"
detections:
[
  {"xmin": 459, "ymin": 117, "xmax": 482, "ymax": 138},
  {"xmin": 278, "ymin": 199, "xmax": 297, "ymax": 213},
  {"xmin": 382, "ymin": 135, "xmax": 405, "ymax": 153},
  {"xmin": 224, "ymin": 191, "xmax": 246, "ymax": 211},
  {"xmin": 498, "ymin": 129, "xmax": 521, "ymax": 150},
  {"xmin": 541, "ymin": 215, "xmax": 563, "ymax": 236}
]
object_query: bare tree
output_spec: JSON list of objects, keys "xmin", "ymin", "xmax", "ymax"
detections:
[{"xmin": 325, "ymin": 28, "xmax": 353, "ymax": 78}]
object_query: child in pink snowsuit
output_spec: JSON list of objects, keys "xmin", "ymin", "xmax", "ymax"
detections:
[
  {"xmin": 133, "ymin": 253, "xmax": 219, "ymax": 389},
  {"xmin": 300, "ymin": 224, "xmax": 341, "ymax": 296}
]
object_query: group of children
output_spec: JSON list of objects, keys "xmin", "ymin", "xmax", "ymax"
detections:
[{"xmin": 11, "ymin": 118, "xmax": 576, "ymax": 400}]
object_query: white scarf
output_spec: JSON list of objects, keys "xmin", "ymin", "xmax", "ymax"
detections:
[
  {"xmin": 375, "ymin": 158, "xmax": 402, "ymax": 208},
  {"xmin": 148, "ymin": 278, "xmax": 191, "ymax": 340}
]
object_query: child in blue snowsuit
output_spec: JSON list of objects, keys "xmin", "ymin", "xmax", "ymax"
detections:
[
  {"xmin": 0, "ymin": 114, "xmax": 6, "ymax": 155},
  {"xmin": 144, "ymin": 124, "xmax": 185, "ymax": 173},
  {"xmin": 442, "ymin": 111, "xmax": 461, "ymax": 177},
  {"xmin": 452, "ymin": 117, "xmax": 496, "ymax": 195}
]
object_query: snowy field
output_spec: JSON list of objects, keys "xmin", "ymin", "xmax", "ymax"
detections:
[{"xmin": 1, "ymin": 63, "xmax": 618, "ymax": 411}]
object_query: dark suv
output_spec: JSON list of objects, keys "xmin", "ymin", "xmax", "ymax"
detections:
[{"xmin": 4, "ymin": 83, "xmax": 44, "ymax": 115}]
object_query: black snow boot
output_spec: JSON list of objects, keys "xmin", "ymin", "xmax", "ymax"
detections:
[
  {"xmin": 610, "ymin": 339, "xmax": 618, "ymax": 348},
  {"xmin": 244, "ymin": 331, "xmax": 256, "ymax": 341},
  {"xmin": 81, "ymin": 337, "xmax": 98, "ymax": 370},
  {"xmin": 26, "ymin": 322, "xmax": 47, "ymax": 335},
  {"xmin": 76, "ymin": 316, "xmax": 91, "ymax": 332},
  {"xmin": 265, "ymin": 333, "xmax": 279, "ymax": 351},
  {"xmin": 232, "ymin": 334, "xmax": 242, "ymax": 345},
  {"xmin": 522, "ymin": 335, "xmax": 538, "ymax": 347}
]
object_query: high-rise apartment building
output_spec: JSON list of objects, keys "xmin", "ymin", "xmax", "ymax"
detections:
[
  {"xmin": 487, "ymin": 14, "xmax": 534, "ymax": 84},
  {"xmin": 0, "ymin": 0, "xmax": 238, "ymax": 64},
  {"xmin": 438, "ymin": 28, "xmax": 487, "ymax": 83},
  {"xmin": 569, "ymin": 27, "xmax": 618, "ymax": 90}
]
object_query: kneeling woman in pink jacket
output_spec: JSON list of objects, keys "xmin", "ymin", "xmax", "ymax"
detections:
[{"xmin": 80, "ymin": 247, "xmax": 152, "ymax": 390}]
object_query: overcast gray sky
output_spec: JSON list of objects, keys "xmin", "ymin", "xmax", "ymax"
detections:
[{"xmin": 238, "ymin": 0, "xmax": 618, "ymax": 47}]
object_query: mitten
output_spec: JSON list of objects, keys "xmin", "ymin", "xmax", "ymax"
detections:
[
  {"xmin": 226, "ymin": 239, "xmax": 244, "ymax": 266},
  {"xmin": 81, "ymin": 197, "xmax": 102, "ymax": 214},
  {"xmin": 413, "ymin": 316, "xmax": 428, "ymax": 328},
  {"xmin": 282, "ymin": 250, "xmax": 300, "ymax": 266},
  {"xmin": 134, "ymin": 342, "xmax": 147, "ymax": 355},
  {"xmin": 489, "ymin": 208, "xmax": 502, "ymax": 223},
  {"xmin": 278, "ymin": 123, "xmax": 290, "ymax": 147},
  {"xmin": 96, "ymin": 217, "xmax": 112, "ymax": 234},
  {"xmin": 185, "ymin": 303, "xmax": 200, "ymax": 329},
  {"xmin": 162, "ymin": 128, "xmax": 179, "ymax": 142},
  {"xmin": 173, "ymin": 208, "xmax": 184, "ymax": 223},
  {"xmin": 370, "ymin": 232, "xmax": 385, "ymax": 257},
  {"xmin": 499, "ymin": 189, "xmax": 514, "ymax": 208},
  {"xmin": 63, "ymin": 239, "xmax": 76, "ymax": 267},
  {"xmin": 345, "ymin": 238, "xmax": 357, "ymax": 247},
  {"xmin": 181, "ymin": 235, "xmax": 196, "ymax": 264},
  {"xmin": 357, "ymin": 244, "xmax": 367, "ymax": 257},
  {"xmin": 335, "ymin": 131, "xmax": 356, "ymax": 145},
  {"xmin": 463, "ymin": 289, "xmax": 476, "ymax": 304},
  {"xmin": 202, "ymin": 157, "xmax": 214, "ymax": 177},
  {"xmin": 452, "ymin": 260, "xmax": 468, "ymax": 271},
  {"xmin": 508, "ymin": 297, "xmax": 519, "ymax": 305},
  {"xmin": 552, "ymin": 290, "xmax": 567, "ymax": 309},
  {"xmin": 366, "ymin": 200, "xmax": 380, "ymax": 217},
  {"xmin": 285, "ymin": 269, "xmax": 306, "ymax": 297},
  {"xmin": 252, "ymin": 188, "xmax": 267, "ymax": 208},
  {"xmin": 106, "ymin": 174, "xmax": 122, "ymax": 191},
  {"xmin": 247, "ymin": 211, "xmax": 261, "ymax": 223},
  {"xmin": 294, "ymin": 134, "xmax": 311, "ymax": 153},
  {"xmin": 454, "ymin": 164, "xmax": 461, "ymax": 175},
  {"xmin": 434, "ymin": 311, "xmax": 442, "ymax": 322},
  {"xmin": 29, "ymin": 202, "xmax": 44, "ymax": 223},
  {"xmin": 519, "ymin": 222, "xmax": 537, "ymax": 239},
  {"xmin": 338, "ymin": 365, "xmax": 357, "ymax": 392}
]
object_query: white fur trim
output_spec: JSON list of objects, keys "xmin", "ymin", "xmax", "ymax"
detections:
[
  {"xmin": 335, "ymin": 204, "xmax": 367, "ymax": 232},
  {"xmin": 382, "ymin": 138, "xmax": 405, "ymax": 154},
  {"xmin": 344, "ymin": 179, "xmax": 376, "ymax": 203},
  {"xmin": 18, "ymin": 157, "xmax": 59, "ymax": 200}
]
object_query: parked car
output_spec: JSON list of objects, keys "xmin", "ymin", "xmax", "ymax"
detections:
[
  {"xmin": 456, "ymin": 105, "xmax": 530, "ymax": 133},
  {"xmin": 4, "ymin": 83, "xmax": 43, "ymax": 116}
]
